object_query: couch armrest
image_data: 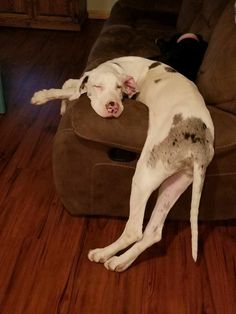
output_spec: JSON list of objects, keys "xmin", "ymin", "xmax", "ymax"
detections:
[
  {"xmin": 62, "ymin": 96, "xmax": 236, "ymax": 156},
  {"xmin": 71, "ymin": 95, "xmax": 148, "ymax": 153}
]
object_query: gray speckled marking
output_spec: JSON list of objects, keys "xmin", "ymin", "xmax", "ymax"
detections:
[
  {"xmin": 172, "ymin": 113, "xmax": 183, "ymax": 126},
  {"xmin": 149, "ymin": 61, "xmax": 161, "ymax": 70},
  {"xmin": 165, "ymin": 66, "xmax": 177, "ymax": 73},
  {"xmin": 147, "ymin": 146, "xmax": 158, "ymax": 168},
  {"xmin": 147, "ymin": 115, "xmax": 213, "ymax": 170}
]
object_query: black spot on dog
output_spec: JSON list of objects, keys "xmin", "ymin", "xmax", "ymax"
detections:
[
  {"xmin": 154, "ymin": 79, "xmax": 161, "ymax": 83},
  {"xmin": 79, "ymin": 75, "xmax": 89, "ymax": 92},
  {"xmin": 183, "ymin": 132, "xmax": 201, "ymax": 144},
  {"xmin": 165, "ymin": 66, "xmax": 177, "ymax": 73},
  {"xmin": 191, "ymin": 133, "xmax": 196, "ymax": 143},
  {"xmin": 184, "ymin": 132, "xmax": 202, "ymax": 143},
  {"xmin": 191, "ymin": 133, "xmax": 202, "ymax": 144},
  {"xmin": 184, "ymin": 132, "xmax": 191, "ymax": 140},
  {"xmin": 149, "ymin": 61, "xmax": 161, "ymax": 69},
  {"xmin": 172, "ymin": 138, "xmax": 178, "ymax": 146},
  {"xmin": 131, "ymin": 92, "xmax": 140, "ymax": 100},
  {"xmin": 202, "ymin": 123, "xmax": 207, "ymax": 129}
]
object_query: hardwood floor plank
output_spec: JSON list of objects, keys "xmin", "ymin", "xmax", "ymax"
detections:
[
  {"xmin": 0, "ymin": 215, "xmax": 86, "ymax": 313},
  {"xmin": 203, "ymin": 227, "xmax": 236, "ymax": 313}
]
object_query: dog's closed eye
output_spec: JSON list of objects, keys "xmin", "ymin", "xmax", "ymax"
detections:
[{"xmin": 93, "ymin": 85, "xmax": 103, "ymax": 90}]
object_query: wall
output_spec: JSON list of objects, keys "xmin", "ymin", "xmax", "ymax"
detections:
[{"xmin": 87, "ymin": 0, "xmax": 117, "ymax": 18}]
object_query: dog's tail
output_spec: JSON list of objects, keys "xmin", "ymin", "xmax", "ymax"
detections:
[{"xmin": 190, "ymin": 161, "xmax": 206, "ymax": 262}]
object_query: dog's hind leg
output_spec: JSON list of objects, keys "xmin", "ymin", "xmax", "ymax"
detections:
[
  {"xmin": 104, "ymin": 171, "xmax": 192, "ymax": 272},
  {"xmin": 88, "ymin": 162, "xmax": 170, "ymax": 264}
]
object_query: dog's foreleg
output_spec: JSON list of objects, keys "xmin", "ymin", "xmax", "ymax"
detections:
[
  {"xmin": 31, "ymin": 87, "xmax": 75, "ymax": 105},
  {"xmin": 88, "ymin": 163, "xmax": 168, "ymax": 264},
  {"xmin": 60, "ymin": 100, "xmax": 67, "ymax": 115},
  {"xmin": 60, "ymin": 79, "xmax": 80, "ymax": 114},
  {"xmin": 88, "ymin": 181, "xmax": 151, "ymax": 263},
  {"xmin": 104, "ymin": 171, "xmax": 192, "ymax": 272}
]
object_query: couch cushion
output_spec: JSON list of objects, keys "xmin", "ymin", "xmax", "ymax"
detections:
[
  {"xmin": 71, "ymin": 95, "xmax": 236, "ymax": 156},
  {"xmin": 87, "ymin": 25, "xmax": 174, "ymax": 71},
  {"xmin": 196, "ymin": 0, "xmax": 236, "ymax": 115},
  {"xmin": 177, "ymin": 0, "xmax": 228, "ymax": 41},
  {"xmin": 86, "ymin": 1, "xmax": 178, "ymax": 71}
]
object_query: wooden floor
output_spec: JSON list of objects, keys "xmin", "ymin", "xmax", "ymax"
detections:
[{"xmin": 0, "ymin": 22, "xmax": 235, "ymax": 314}]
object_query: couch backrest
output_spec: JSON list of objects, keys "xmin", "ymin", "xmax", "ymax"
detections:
[
  {"xmin": 177, "ymin": 0, "xmax": 228, "ymax": 41},
  {"xmin": 196, "ymin": 0, "xmax": 236, "ymax": 114},
  {"xmin": 118, "ymin": 0, "xmax": 182, "ymax": 15}
]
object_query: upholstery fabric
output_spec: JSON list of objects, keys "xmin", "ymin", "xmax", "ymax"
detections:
[{"xmin": 197, "ymin": 0, "xmax": 236, "ymax": 114}]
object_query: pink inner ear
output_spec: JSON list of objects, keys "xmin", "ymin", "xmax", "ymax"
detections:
[{"xmin": 123, "ymin": 76, "xmax": 139, "ymax": 98}]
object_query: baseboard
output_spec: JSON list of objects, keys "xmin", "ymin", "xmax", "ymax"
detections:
[{"xmin": 88, "ymin": 10, "xmax": 110, "ymax": 20}]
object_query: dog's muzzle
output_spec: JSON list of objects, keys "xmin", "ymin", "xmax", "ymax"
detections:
[{"xmin": 106, "ymin": 101, "xmax": 121, "ymax": 117}]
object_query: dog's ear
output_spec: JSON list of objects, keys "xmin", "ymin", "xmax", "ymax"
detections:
[
  {"xmin": 69, "ymin": 73, "xmax": 89, "ymax": 101},
  {"xmin": 122, "ymin": 76, "xmax": 139, "ymax": 98}
]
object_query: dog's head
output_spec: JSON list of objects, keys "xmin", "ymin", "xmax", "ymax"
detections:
[{"xmin": 70, "ymin": 66, "xmax": 139, "ymax": 118}]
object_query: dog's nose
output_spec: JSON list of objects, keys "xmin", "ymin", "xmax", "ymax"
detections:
[{"xmin": 106, "ymin": 102, "xmax": 119, "ymax": 115}]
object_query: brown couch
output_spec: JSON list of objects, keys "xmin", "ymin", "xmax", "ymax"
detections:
[{"xmin": 53, "ymin": 0, "xmax": 236, "ymax": 220}]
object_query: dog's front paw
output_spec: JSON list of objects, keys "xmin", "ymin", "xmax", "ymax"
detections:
[
  {"xmin": 31, "ymin": 90, "xmax": 48, "ymax": 105},
  {"xmin": 104, "ymin": 256, "xmax": 131, "ymax": 272},
  {"xmin": 88, "ymin": 248, "xmax": 113, "ymax": 264}
]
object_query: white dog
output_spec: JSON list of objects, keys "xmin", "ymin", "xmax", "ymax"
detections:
[{"xmin": 31, "ymin": 56, "xmax": 214, "ymax": 272}]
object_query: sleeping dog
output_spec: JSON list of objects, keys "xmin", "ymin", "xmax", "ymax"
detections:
[{"xmin": 31, "ymin": 56, "xmax": 214, "ymax": 271}]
